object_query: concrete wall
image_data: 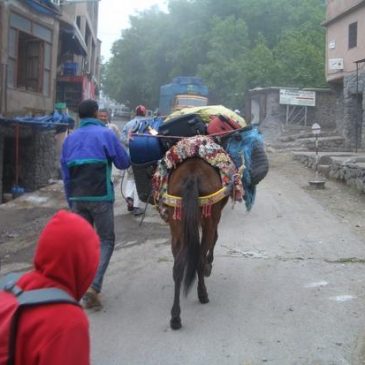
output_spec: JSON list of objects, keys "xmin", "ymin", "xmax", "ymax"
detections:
[
  {"xmin": 61, "ymin": 2, "xmax": 100, "ymax": 81},
  {"xmin": 326, "ymin": 0, "xmax": 364, "ymax": 21},
  {"xmin": 247, "ymin": 88, "xmax": 337, "ymax": 130},
  {"xmin": 266, "ymin": 91, "xmax": 283, "ymax": 119},
  {"xmin": 0, "ymin": 1, "xmax": 59, "ymax": 115},
  {"xmin": 325, "ymin": 3, "xmax": 365, "ymax": 82},
  {"xmin": 325, "ymin": 0, "xmax": 365, "ymax": 150},
  {"xmin": 7, "ymin": 89, "xmax": 54, "ymax": 115}
]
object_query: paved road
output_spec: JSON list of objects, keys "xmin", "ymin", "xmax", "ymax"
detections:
[{"xmin": 89, "ymin": 162, "xmax": 365, "ymax": 365}]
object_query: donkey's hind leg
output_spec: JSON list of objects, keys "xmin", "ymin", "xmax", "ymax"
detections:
[
  {"xmin": 197, "ymin": 221, "xmax": 216, "ymax": 304},
  {"xmin": 205, "ymin": 229, "xmax": 218, "ymax": 277},
  {"xmin": 204, "ymin": 199, "xmax": 226, "ymax": 277},
  {"xmin": 197, "ymin": 266, "xmax": 209, "ymax": 304},
  {"xmin": 170, "ymin": 243, "xmax": 184, "ymax": 330}
]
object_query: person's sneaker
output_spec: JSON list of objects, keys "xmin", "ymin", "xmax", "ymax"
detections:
[
  {"xmin": 82, "ymin": 288, "xmax": 102, "ymax": 311},
  {"xmin": 133, "ymin": 207, "xmax": 144, "ymax": 216},
  {"xmin": 126, "ymin": 198, "xmax": 134, "ymax": 212}
]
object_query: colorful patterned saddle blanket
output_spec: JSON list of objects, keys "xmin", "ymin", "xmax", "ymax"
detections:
[{"xmin": 152, "ymin": 135, "xmax": 244, "ymax": 220}]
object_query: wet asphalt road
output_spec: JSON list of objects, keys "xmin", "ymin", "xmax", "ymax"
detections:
[{"xmin": 89, "ymin": 162, "xmax": 365, "ymax": 365}]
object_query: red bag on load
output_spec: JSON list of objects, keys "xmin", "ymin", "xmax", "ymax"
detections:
[{"xmin": 207, "ymin": 115, "xmax": 240, "ymax": 135}]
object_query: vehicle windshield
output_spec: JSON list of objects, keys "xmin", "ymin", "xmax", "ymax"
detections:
[{"xmin": 175, "ymin": 95, "xmax": 208, "ymax": 108}]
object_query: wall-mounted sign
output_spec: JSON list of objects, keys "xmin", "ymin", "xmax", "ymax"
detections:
[
  {"xmin": 328, "ymin": 58, "xmax": 344, "ymax": 70},
  {"xmin": 328, "ymin": 40, "xmax": 336, "ymax": 49},
  {"xmin": 280, "ymin": 89, "xmax": 316, "ymax": 107}
]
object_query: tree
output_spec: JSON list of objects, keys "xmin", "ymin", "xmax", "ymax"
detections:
[
  {"xmin": 274, "ymin": 29, "xmax": 326, "ymax": 88},
  {"xmin": 102, "ymin": 0, "xmax": 326, "ymax": 108},
  {"xmin": 199, "ymin": 16, "xmax": 249, "ymax": 107},
  {"xmin": 243, "ymin": 35, "xmax": 278, "ymax": 89}
]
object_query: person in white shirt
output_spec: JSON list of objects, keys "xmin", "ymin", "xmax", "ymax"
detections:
[{"xmin": 120, "ymin": 105, "xmax": 147, "ymax": 216}]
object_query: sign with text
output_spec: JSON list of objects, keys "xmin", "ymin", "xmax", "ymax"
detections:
[
  {"xmin": 280, "ymin": 89, "xmax": 316, "ymax": 107},
  {"xmin": 328, "ymin": 58, "xmax": 344, "ymax": 70}
]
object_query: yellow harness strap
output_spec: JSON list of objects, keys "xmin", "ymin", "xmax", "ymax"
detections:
[{"xmin": 162, "ymin": 186, "xmax": 229, "ymax": 208}]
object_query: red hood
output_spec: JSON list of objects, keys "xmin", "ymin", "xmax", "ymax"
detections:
[{"xmin": 18, "ymin": 210, "xmax": 100, "ymax": 301}]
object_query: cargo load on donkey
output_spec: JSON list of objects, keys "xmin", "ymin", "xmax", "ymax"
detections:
[{"xmin": 128, "ymin": 105, "xmax": 269, "ymax": 210}]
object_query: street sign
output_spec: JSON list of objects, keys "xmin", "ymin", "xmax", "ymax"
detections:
[
  {"xmin": 329, "ymin": 58, "xmax": 344, "ymax": 70},
  {"xmin": 280, "ymin": 89, "xmax": 316, "ymax": 107}
]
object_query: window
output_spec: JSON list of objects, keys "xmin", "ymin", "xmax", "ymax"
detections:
[
  {"xmin": 18, "ymin": 32, "xmax": 43, "ymax": 92},
  {"xmin": 85, "ymin": 24, "xmax": 91, "ymax": 46},
  {"xmin": 33, "ymin": 23, "xmax": 52, "ymax": 43},
  {"xmin": 7, "ymin": 29, "xmax": 17, "ymax": 87},
  {"xmin": 10, "ymin": 13, "xmax": 31, "ymax": 33},
  {"xmin": 43, "ymin": 43, "xmax": 51, "ymax": 95},
  {"xmin": 349, "ymin": 22, "xmax": 357, "ymax": 49},
  {"xmin": 7, "ymin": 13, "xmax": 53, "ymax": 95},
  {"xmin": 76, "ymin": 16, "xmax": 81, "ymax": 30}
]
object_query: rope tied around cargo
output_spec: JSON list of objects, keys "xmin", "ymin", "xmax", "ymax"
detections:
[{"xmin": 130, "ymin": 126, "xmax": 248, "ymax": 141}]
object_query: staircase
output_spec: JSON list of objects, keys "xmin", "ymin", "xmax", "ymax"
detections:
[{"xmin": 263, "ymin": 124, "xmax": 347, "ymax": 152}]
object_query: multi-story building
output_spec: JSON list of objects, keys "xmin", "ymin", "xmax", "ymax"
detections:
[
  {"xmin": 0, "ymin": 0, "xmax": 101, "ymax": 203},
  {"xmin": 0, "ymin": 1, "xmax": 60, "ymax": 115},
  {"xmin": 56, "ymin": 0, "xmax": 101, "ymax": 112},
  {"xmin": 323, "ymin": 0, "xmax": 365, "ymax": 150},
  {"xmin": 0, "ymin": 0, "xmax": 101, "ymax": 116}
]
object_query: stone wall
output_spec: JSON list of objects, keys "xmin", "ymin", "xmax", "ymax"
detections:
[
  {"xmin": 343, "ymin": 71, "xmax": 365, "ymax": 150},
  {"xmin": 22, "ymin": 130, "xmax": 58, "ymax": 191},
  {"xmin": 0, "ymin": 134, "xmax": 3, "ymax": 202},
  {"xmin": 298, "ymin": 135, "xmax": 346, "ymax": 152},
  {"xmin": 0, "ymin": 125, "xmax": 58, "ymax": 203},
  {"xmin": 331, "ymin": 83, "xmax": 345, "ymax": 137},
  {"xmin": 308, "ymin": 90, "xmax": 337, "ymax": 130},
  {"xmin": 293, "ymin": 152, "xmax": 365, "ymax": 193},
  {"xmin": 328, "ymin": 159, "xmax": 365, "ymax": 193}
]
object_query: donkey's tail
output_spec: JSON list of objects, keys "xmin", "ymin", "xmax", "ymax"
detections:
[{"xmin": 182, "ymin": 176, "xmax": 200, "ymax": 296}]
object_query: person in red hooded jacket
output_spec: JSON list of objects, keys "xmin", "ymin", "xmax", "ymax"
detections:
[{"xmin": 1, "ymin": 210, "xmax": 100, "ymax": 365}]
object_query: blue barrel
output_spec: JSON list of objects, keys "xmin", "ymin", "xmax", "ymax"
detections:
[
  {"xmin": 11, "ymin": 185, "xmax": 25, "ymax": 198},
  {"xmin": 129, "ymin": 134, "xmax": 164, "ymax": 164}
]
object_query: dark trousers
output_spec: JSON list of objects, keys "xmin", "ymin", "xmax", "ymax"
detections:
[{"xmin": 71, "ymin": 201, "xmax": 115, "ymax": 293}]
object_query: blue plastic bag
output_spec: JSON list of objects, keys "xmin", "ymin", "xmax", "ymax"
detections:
[{"xmin": 226, "ymin": 127, "xmax": 266, "ymax": 211}]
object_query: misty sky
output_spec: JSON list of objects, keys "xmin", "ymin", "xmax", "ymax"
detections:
[{"xmin": 98, "ymin": 0, "xmax": 168, "ymax": 60}]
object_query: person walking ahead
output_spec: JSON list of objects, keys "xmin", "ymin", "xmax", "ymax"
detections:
[
  {"xmin": 61, "ymin": 99, "xmax": 130, "ymax": 309},
  {"xmin": 121, "ymin": 105, "xmax": 147, "ymax": 216}
]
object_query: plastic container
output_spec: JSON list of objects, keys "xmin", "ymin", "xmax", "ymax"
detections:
[
  {"xmin": 11, "ymin": 185, "xmax": 25, "ymax": 198},
  {"xmin": 129, "ymin": 135, "xmax": 164, "ymax": 164},
  {"xmin": 63, "ymin": 62, "xmax": 78, "ymax": 76}
]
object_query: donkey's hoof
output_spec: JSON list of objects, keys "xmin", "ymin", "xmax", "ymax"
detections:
[
  {"xmin": 204, "ymin": 263, "xmax": 212, "ymax": 277},
  {"xmin": 199, "ymin": 295, "xmax": 209, "ymax": 304},
  {"xmin": 170, "ymin": 317, "xmax": 182, "ymax": 330}
]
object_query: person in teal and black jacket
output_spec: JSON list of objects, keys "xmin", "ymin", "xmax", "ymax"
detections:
[{"xmin": 61, "ymin": 99, "xmax": 130, "ymax": 310}]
